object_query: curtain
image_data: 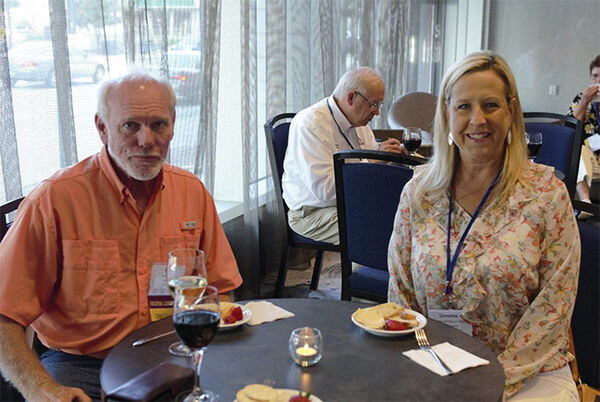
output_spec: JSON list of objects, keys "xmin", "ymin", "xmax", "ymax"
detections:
[
  {"xmin": 0, "ymin": 0, "xmax": 22, "ymax": 202},
  {"xmin": 241, "ymin": 0, "xmax": 260, "ymax": 296}
]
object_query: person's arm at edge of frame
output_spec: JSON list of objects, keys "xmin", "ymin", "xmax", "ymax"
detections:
[{"xmin": 0, "ymin": 314, "xmax": 91, "ymax": 402}]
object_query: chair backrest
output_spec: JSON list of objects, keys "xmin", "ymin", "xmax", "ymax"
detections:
[
  {"xmin": 571, "ymin": 218, "xmax": 600, "ymax": 389},
  {"xmin": 334, "ymin": 150, "xmax": 424, "ymax": 270},
  {"xmin": 523, "ymin": 112, "xmax": 584, "ymax": 198},
  {"xmin": 264, "ymin": 113, "xmax": 296, "ymax": 214},
  {"xmin": 0, "ymin": 197, "xmax": 24, "ymax": 241},
  {"xmin": 387, "ymin": 92, "xmax": 437, "ymax": 135}
]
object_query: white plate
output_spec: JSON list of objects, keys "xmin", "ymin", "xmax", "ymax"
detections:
[
  {"xmin": 351, "ymin": 308, "xmax": 427, "ymax": 337},
  {"xmin": 234, "ymin": 388, "xmax": 322, "ymax": 402},
  {"xmin": 218, "ymin": 304, "xmax": 252, "ymax": 330}
]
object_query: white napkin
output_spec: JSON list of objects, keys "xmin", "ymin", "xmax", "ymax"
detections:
[
  {"xmin": 244, "ymin": 301, "xmax": 295, "ymax": 326},
  {"xmin": 403, "ymin": 341, "xmax": 489, "ymax": 376}
]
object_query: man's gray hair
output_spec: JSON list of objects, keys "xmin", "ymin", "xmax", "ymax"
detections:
[
  {"xmin": 96, "ymin": 67, "xmax": 177, "ymax": 121},
  {"xmin": 333, "ymin": 67, "xmax": 384, "ymax": 98}
]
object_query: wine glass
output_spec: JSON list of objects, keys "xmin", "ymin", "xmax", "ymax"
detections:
[
  {"xmin": 167, "ymin": 248, "xmax": 208, "ymax": 357},
  {"xmin": 525, "ymin": 131, "xmax": 543, "ymax": 161},
  {"xmin": 403, "ymin": 127, "xmax": 423, "ymax": 157},
  {"xmin": 173, "ymin": 285, "xmax": 220, "ymax": 402}
]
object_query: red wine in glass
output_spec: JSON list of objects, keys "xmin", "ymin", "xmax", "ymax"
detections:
[
  {"xmin": 527, "ymin": 143, "xmax": 542, "ymax": 159},
  {"xmin": 173, "ymin": 285, "xmax": 220, "ymax": 402},
  {"xmin": 402, "ymin": 127, "xmax": 423, "ymax": 161},
  {"xmin": 404, "ymin": 138, "xmax": 422, "ymax": 153},
  {"xmin": 525, "ymin": 131, "xmax": 543, "ymax": 161},
  {"xmin": 174, "ymin": 310, "xmax": 219, "ymax": 349}
]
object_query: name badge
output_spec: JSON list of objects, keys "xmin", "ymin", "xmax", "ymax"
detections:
[
  {"xmin": 428, "ymin": 309, "xmax": 473, "ymax": 336},
  {"xmin": 586, "ymin": 133, "xmax": 600, "ymax": 152},
  {"xmin": 181, "ymin": 221, "xmax": 197, "ymax": 230}
]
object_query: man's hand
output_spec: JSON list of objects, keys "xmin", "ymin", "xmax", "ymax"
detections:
[
  {"xmin": 377, "ymin": 138, "xmax": 407, "ymax": 154},
  {"xmin": 0, "ymin": 315, "xmax": 91, "ymax": 402},
  {"xmin": 26, "ymin": 381, "xmax": 91, "ymax": 402}
]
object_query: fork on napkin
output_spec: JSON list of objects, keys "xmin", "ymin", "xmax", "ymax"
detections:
[
  {"xmin": 403, "ymin": 342, "xmax": 489, "ymax": 376},
  {"xmin": 244, "ymin": 301, "xmax": 294, "ymax": 326}
]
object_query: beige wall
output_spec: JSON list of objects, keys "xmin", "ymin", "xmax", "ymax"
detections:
[{"xmin": 487, "ymin": 0, "xmax": 599, "ymax": 114}]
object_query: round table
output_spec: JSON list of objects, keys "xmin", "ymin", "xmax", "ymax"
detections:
[{"xmin": 101, "ymin": 299, "xmax": 505, "ymax": 401}]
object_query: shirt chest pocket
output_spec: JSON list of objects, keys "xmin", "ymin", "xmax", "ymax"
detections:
[
  {"xmin": 159, "ymin": 231, "xmax": 202, "ymax": 263},
  {"xmin": 61, "ymin": 239, "xmax": 121, "ymax": 316}
]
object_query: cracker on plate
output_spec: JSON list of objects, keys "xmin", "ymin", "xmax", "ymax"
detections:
[
  {"xmin": 236, "ymin": 384, "xmax": 279, "ymax": 402},
  {"xmin": 353, "ymin": 302, "xmax": 418, "ymax": 329}
]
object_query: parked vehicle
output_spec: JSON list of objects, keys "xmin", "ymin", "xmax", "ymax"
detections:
[
  {"xmin": 9, "ymin": 41, "xmax": 105, "ymax": 86},
  {"xmin": 168, "ymin": 49, "xmax": 201, "ymax": 104}
]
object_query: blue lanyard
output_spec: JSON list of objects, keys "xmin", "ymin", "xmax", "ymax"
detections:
[
  {"xmin": 326, "ymin": 98, "xmax": 356, "ymax": 150},
  {"xmin": 593, "ymin": 102, "xmax": 600, "ymax": 129},
  {"xmin": 445, "ymin": 170, "xmax": 502, "ymax": 295}
]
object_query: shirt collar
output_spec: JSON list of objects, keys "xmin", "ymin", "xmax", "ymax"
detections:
[{"xmin": 328, "ymin": 95, "xmax": 354, "ymax": 133}]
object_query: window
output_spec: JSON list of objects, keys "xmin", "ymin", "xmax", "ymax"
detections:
[{"xmin": 1, "ymin": 0, "xmax": 442, "ymax": 215}]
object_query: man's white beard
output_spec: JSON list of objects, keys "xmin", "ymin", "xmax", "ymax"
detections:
[{"xmin": 108, "ymin": 145, "xmax": 164, "ymax": 181}]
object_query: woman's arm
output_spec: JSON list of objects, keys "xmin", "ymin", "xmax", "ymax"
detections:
[
  {"xmin": 387, "ymin": 187, "xmax": 419, "ymax": 309},
  {"xmin": 497, "ymin": 186, "xmax": 580, "ymax": 397}
]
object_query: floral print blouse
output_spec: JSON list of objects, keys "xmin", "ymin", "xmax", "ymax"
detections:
[
  {"xmin": 388, "ymin": 162, "xmax": 580, "ymax": 397},
  {"xmin": 568, "ymin": 91, "xmax": 599, "ymax": 136}
]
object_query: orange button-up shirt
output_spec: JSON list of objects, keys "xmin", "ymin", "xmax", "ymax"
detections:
[{"xmin": 0, "ymin": 147, "xmax": 242, "ymax": 357}]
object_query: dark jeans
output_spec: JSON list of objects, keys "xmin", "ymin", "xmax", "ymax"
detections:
[{"xmin": 40, "ymin": 349, "xmax": 103, "ymax": 401}]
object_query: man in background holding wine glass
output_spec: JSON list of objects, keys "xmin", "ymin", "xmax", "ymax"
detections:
[
  {"xmin": 567, "ymin": 54, "xmax": 600, "ymax": 205},
  {"xmin": 282, "ymin": 67, "xmax": 406, "ymax": 244},
  {"xmin": 0, "ymin": 69, "xmax": 242, "ymax": 401}
]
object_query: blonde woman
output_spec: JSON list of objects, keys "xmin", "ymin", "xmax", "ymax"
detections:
[{"xmin": 388, "ymin": 51, "xmax": 580, "ymax": 400}]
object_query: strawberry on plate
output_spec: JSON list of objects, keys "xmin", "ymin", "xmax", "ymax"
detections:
[
  {"xmin": 289, "ymin": 391, "xmax": 311, "ymax": 402},
  {"xmin": 384, "ymin": 319, "xmax": 407, "ymax": 331},
  {"xmin": 232, "ymin": 306, "xmax": 244, "ymax": 321}
]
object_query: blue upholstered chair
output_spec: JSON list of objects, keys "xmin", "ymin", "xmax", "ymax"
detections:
[
  {"xmin": 523, "ymin": 112, "xmax": 584, "ymax": 199},
  {"xmin": 333, "ymin": 150, "xmax": 425, "ymax": 302},
  {"xmin": 570, "ymin": 204, "xmax": 600, "ymax": 393},
  {"xmin": 264, "ymin": 113, "xmax": 340, "ymax": 298}
]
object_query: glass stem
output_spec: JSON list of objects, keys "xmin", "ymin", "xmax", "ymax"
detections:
[{"xmin": 191, "ymin": 347, "xmax": 205, "ymax": 397}]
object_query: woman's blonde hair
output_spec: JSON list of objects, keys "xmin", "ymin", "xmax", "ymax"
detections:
[{"xmin": 414, "ymin": 50, "xmax": 527, "ymax": 203}]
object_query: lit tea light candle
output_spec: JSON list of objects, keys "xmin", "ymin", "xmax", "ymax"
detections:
[
  {"xmin": 296, "ymin": 344, "xmax": 317, "ymax": 357},
  {"xmin": 289, "ymin": 327, "xmax": 323, "ymax": 367}
]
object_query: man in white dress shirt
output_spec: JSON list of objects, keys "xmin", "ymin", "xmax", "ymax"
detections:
[{"xmin": 282, "ymin": 67, "xmax": 404, "ymax": 244}]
